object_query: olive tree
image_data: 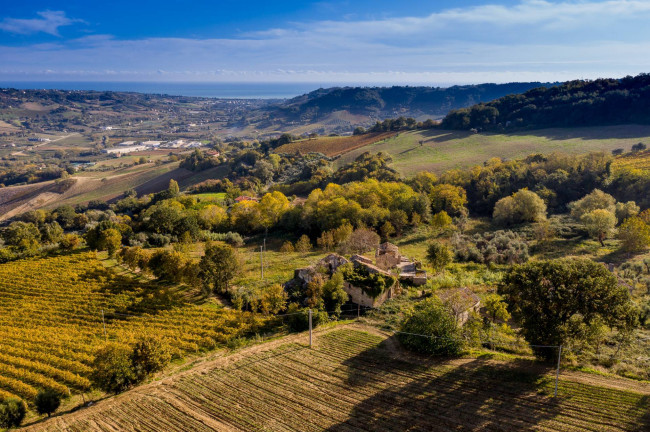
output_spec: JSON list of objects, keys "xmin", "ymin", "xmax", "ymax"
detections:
[{"xmin": 499, "ymin": 258, "xmax": 637, "ymax": 359}]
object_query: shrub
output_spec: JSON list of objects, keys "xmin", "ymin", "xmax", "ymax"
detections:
[
  {"xmin": 285, "ymin": 303, "xmax": 329, "ymax": 332},
  {"xmin": 280, "ymin": 241, "xmax": 295, "ymax": 253},
  {"xmin": 398, "ymin": 297, "xmax": 462, "ymax": 356},
  {"xmin": 199, "ymin": 231, "xmax": 244, "ymax": 247},
  {"xmin": 59, "ymin": 233, "xmax": 81, "ymax": 251},
  {"xmin": 452, "ymin": 230, "xmax": 529, "ymax": 264},
  {"xmin": 35, "ymin": 389, "xmax": 62, "ymax": 417},
  {"xmin": 295, "ymin": 235, "xmax": 312, "ymax": 253},
  {"xmin": 569, "ymin": 189, "xmax": 616, "ymax": 220}
]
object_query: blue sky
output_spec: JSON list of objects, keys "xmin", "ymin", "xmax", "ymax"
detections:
[{"xmin": 1, "ymin": 0, "xmax": 649, "ymax": 84}]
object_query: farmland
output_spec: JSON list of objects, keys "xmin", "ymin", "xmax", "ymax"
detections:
[
  {"xmin": 613, "ymin": 149, "xmax": 650, "ymax": 173},
  {"xmin": 335, "ymin": 125, "xmax": 650, "ymax": 176},
  {"xmin": 274, "ymin": 132, "xmax": 396, "ymax": 156},
  {"xmin": 24, "ymin": 327, "xmax": 650, "ymax": 431},
  {"xmin": 0, "ymin": 252, "xmax": 265, "ymax": 408}
]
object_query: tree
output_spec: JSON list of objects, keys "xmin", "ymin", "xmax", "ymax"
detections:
[
  {"xmin": 35, "ymin": 389, "xmax": 62, "ymax": 417},
  {"xmin": 199, "ymin": 241, "xmax": 240, "ymax": 294},
  {"xmin": 341, "ymin": 228, "xmax": 379, "ymax": 254},
  {"xmin": 615, "ymin": 201, "xmax": 640, "ymax": 223},
  {"xmin": 59, "ymin": 233, "xmax": 81, "ymax": 251},
  {"xmin": 91, "ymin": 343, "xmax": 137, "ymax": 393},
  {"xmin": 430, "ymin": 211, "xmax": 452, "ymax": 232},
  {"xmin": 493, "ymin": 189, "xmax": 546, "ymax": 225},
  {"xmin": 380, "ymin": 221, "xmax": 395, "ymax": 240},
  {"xmin": 0, "ymin": 398, "xmax": 26, "ymax": 429},
  {"xmin": 632, "ymin": 142, "xmax": 647, "ymax": 152},
  {"xmin": 618, "ymin": 217, "xmax": 650, "ymax": 252},
  {"xmin": 321, "ymin": 272, "xmax": 348, "ymax": 316},
  {"xmin": 430, "ymin": 184, "xmax": 467, "ymax": 217},
  {"xmin": 483, "ymin": 294, "xmax": 511, "ymax": 323},
  {"xmin": 426, "ymin": 241, "xmax": 452, "ymax": 273},
  {"xmin": 40, "ymin": 221, "xmax": 63, "ymax": 245},
  {"xmin": 148, "ymin": 250, "xmax": 189, "ymax": 283},
  {"xmin": 581, "ymin": 209, "xmax": 617, "ymax": 246},
  {"xmin": 569, "ymin": 189, "xmax": 616, "ymax": 220},
  {"xmin": 100, "ymin": 228, "xmax": 122, "ymax": 257},
  {"xmin": 2, "ymin": 221, "xmax": 41, "ymax": 253},
  {"xmin": 398, "ymin": 297, "xmax": 462, "ymax": 356},
  {"xmin": 258, "ymin": 191, "xmax": 290, "ymax": 230},
  {"xmin": 295, "ymin": 235, "xmax": 312, "ymax": 253},
  {"xmin": 499, "ymin": 258, "xmax": 637, "ymax": 359},
  {"xmin": 197, "ymin": 205, "xmax": 227, "ymax": 230},
  {"xmin": 260, "ymin": 284, "xmax": 288, "ymax": 315},
  {"xmin": 168, "ymin": 179, "xmax": 180, "ymax": 197},
  {"xmin": 130, "ymin": 337, "xmax": 172, "ymax": 382}
]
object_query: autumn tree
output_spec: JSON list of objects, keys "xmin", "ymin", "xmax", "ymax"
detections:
[
  {"xmin": 295, "ymin": 235, "xmax": 312, "ymax": 253},
  {"xmin": 569, "ymin": 189, "xmax": 616, "ymax": 220},
  {"xmin": 618, "ymin": 217, "xmax": 650, "ymax": 252},
  {"xmin": 429, "ymin": 184, "xmax": 467, "ymax": 217}
]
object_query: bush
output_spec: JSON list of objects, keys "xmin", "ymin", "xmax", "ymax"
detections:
[
  {"xmin": 35, "ymin": 389, "xmax": 62, "ymax": 417},
  {"xmin": 0, "ymin": 398, "xmax": 27, "ymax": 429},
  {"xmin": 199, "ymin": 231, "xmax": 244, "ymax": 247},
  {"xmin": 618, "ymin": 217, "xmax": 650, "ymax": 252},
  {"xmin": 280, "ymin": 241, "xmax": 295, "ymax": 253},
  {"xmin": 285, "ymin": 303, "xmax": 330, "ymax": 332},
  {"xmin": 295, "ymin": 235, "xmax": 312, "ymax": 253},
  {"xmin": 398, "ymin": 297, "xmax": 462, "ymax": 356},
  {"xmin": 59, "ymin": 233, "xmax": 81, "ymax": 251},
  {"xmin": 452, "ymin": 230, "xmax": 529, "ymax": 264}
]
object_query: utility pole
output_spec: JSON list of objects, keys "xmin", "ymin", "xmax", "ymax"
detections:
[
  {"xmin": 101, "ymin": 309, "xmax": 107, "ymax": 341},
  {"xmin": 554, "ymin": 345, "xmax": 562, "ymax": 397},
  {"xmin": 260, "ymin": 245, "xmax": 264, "ymax": 280},
  {"xmin": 357, "ymin": 303, "xmax": 360, "ymax": 320},
  {"xmin": 309, "ymin": 309, "xmax": 313, "ymax": 348}
]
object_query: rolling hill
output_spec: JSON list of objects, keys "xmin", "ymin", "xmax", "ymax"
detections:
[{"xmin": 334, "ymin": 125, "xmax": 650, "ymax": 176}]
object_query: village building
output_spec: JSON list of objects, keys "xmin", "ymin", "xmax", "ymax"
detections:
[{"xmin": 103, "ymin": 145, "xmax": 148, "ymax": 155}]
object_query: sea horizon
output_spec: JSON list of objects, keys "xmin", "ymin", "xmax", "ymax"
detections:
[{"xmin": 0, "ymin": 81, "xmax": 371, "ymax": 99}]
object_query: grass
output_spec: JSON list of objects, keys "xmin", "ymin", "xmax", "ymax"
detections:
[
  {"xmin": 336, "ymin": 125, "xmax": 650, "ymax": 176},
  {"xmin": 274, "ymin": 132, "xmax": 396, "ymax": 156},
  {"xmin": 24, "ymin": 327, "xmax": 650, "ymax": 432}
]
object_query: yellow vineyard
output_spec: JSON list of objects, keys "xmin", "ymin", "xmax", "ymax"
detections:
[{"xmin": 0, "ymin": 252, "xmax": 259, "ymax": 406}]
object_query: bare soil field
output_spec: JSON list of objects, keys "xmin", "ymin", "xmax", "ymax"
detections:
[{"xmin": 24, "ymin": 325, "xmax": 650, "ymax": 432}]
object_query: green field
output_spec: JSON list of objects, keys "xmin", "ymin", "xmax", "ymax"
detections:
[
  {"xmin": 24, "ymin": 327, "xmax": 650, "ymax": 431},
  {"xmin": 337, "ymin": 125, "xmax": 650, "ymax": 176}
]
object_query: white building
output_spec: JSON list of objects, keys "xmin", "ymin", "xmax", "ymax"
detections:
[
  {"xmin": 142, "ymin": 140, "xmax": 162, "ymax": 147},
  {"xmin": 103, "ymin": 145, "xmax": 148, "ymax": 155},
  {"xmin": 118, "ymin": 140, "xmax": 136, "ymax": 146},
  {"xmin": 162, "ymin": 139, "xmax": 185, "ymax": 148}
]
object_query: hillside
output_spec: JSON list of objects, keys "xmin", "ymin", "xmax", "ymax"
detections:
[
  {"xmin": 264, "ymin": 82, "xmax": 554, "ymax": 127},
  {"xmin": 441, "ymin": 73, "xmax": 650, "ymax": 131},
  {"xmin": 24, "ymin": 326, "xmax": 650, "ymax": 431},
  {"xmin": 0, "ymin": 163, "xmax": 229, "ymax": 220},
  {"xmin": 335, "ymin": 125, "xmax": 650, "ymax": 176}
]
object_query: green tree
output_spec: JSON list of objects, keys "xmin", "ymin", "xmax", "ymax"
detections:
[
  {"xmin": 499, "ymin": 258, "xmax": 637, "ymax": 359},
  {"xmin": 0, "ymin": 398, "xmax": 27, "ymax": 429},
  {"xmin": 59, "ymin": 233, "xmax": 81, "ymax": 251},
  {"xmin": 581, "ymin": 209, "xmax": 617, "ymax": 246},
  {"xmin": 430, "ymin": 211, "xmax": 452, "ymax": 232},
  {"xmin": 199, "ymin": 241, "xmax": 240, "ymax": 294},
  {"xmin": 168, "ymin": 179, "xmax": 180, "ymax": 197},
  {"xmin": 321, "ymin": 272, "xmax": 348, "ymax": 316},
  {"xmin": 483, "ymin": 294, "xmax": 511, "ymax": 323},
  {"xmin": 148, "ymin": 250, "xmax": 189, "ymax": 283},
  {"xmin": 493, "ymin": 189, "xmax": 546, "ymax": 225},
  {"xmin": 39, "ymin": 221, "xmax": 63, "ymax": 245},
  {"xmin": 91, "ymin": 343, "xmax": 137, "ymax": 394},
  {"xmin": 100, "ymin": 228, "xmax": 122, "ymax": 257},
  {"xmin": 426, "ymin": 241, "xmax": 452, "ymax": 273},
  {"xmin": 2, "ymin": 221, "xmax": 41, "ymax": 253},
  {"xmin": 35, "ymin": 389, "xmax": 62, "ymax": 417},
  {"xmin": 569, "ymin": 189, "xmax": 616, "ymax": 220},
  {"xmin": 618, "ymin": 217, "xmax": 650, "ymax": 252},
  {"xmin": 615, "ymin": 201, "xmax": 640, "ymax": 224},
  {"xmin": 380, "ymin": 221, "xmax": 395, "ymax": 240},
  {"xmin": 260, "ymin": 284, "xmax": 288, "ymax": 315},
  {"xmin": 398, "ymin": 297, "xmax": 462, "ymax": 356},
  {"xmin": 130, "ymin": 337, "xmax": 172, "ymax": 382}
]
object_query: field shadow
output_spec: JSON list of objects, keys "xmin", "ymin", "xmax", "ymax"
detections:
[
  {"xmin": 637, "ymin": 396, "xmax": 650, "ymax": 432},
  {"xmin": 504, "ymin": 125, "xmax": 650, "ymax": 141},
  {"xmin": 420, "ymin": 129, "xmax": 471, "ymax": 142},
  {"xmin": 325, "ymin": 337, "xmax": 561, "ymax": 431}
]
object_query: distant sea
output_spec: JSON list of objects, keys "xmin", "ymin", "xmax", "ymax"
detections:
[{"xmin": 0, "ymin": 81, "xmax": 335, "ymax": 99}]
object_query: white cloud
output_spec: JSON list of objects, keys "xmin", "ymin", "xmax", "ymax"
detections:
[
  {"xmin": 0, "ymin": 10, "xmax": 81, "ymax": 36},
  {"xmin": 1, "ymin": 1, "xmax": 650, "ymax": 83}
]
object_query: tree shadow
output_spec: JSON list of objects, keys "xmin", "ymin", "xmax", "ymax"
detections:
[
  {"xmin": 637, "ymin": 396, "xmax": 650, "ymax": 432},
  {"xmin": 325, "ymin": 336, "xmax": 562, "ymax": 431}
]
